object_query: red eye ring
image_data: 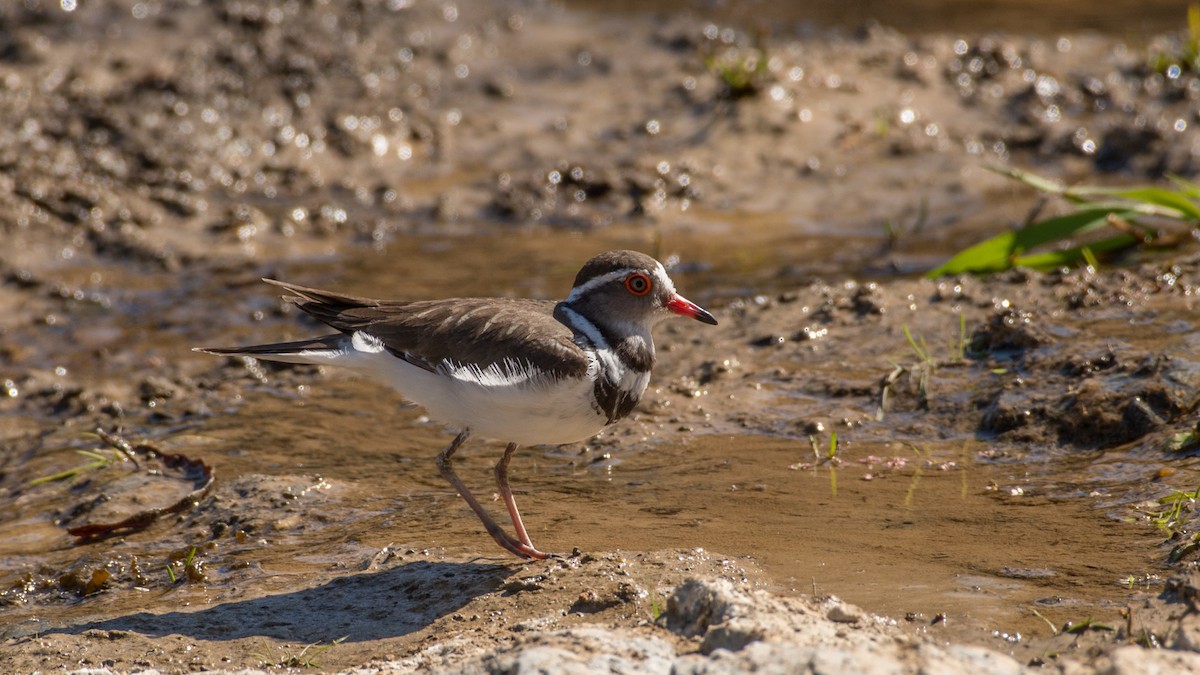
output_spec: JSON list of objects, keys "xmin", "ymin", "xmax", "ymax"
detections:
[{"xmin": 625, "ymin": 273, "xmax": 652, "ymax": 296}]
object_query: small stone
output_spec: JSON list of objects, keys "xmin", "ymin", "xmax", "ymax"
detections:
[
  {"xmin": 826, "ymin": 602, "xmax": 861, "ymax": 624},
  {"xmin": 1108, "ymin": 644, "xmax": 1200, "ymax": 674}
]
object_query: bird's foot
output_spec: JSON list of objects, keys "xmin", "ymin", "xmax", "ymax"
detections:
[{"xmin": 487, "ymin": 528, "xmax": 558, "ymax": 560}]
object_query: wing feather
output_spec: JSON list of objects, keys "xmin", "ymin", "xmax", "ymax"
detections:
[{"xmin": 263, "ymin": 280, "xmax": 590, "ymax": 380}]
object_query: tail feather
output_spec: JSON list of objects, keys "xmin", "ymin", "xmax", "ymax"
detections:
[
  {"xmin": 263, "ymin": 278, "xmax": 381, "ymax": 309},
  {"xmin": 258, "ymin": 278, "xmax": 394, "ymax": 335},
  {"xmin": 196, "ymin": 279, "xmax": 389, "ymax": 365},
  {"xmin": 194, "ymin": 334, "xmax": 347, "ymax": 364}
]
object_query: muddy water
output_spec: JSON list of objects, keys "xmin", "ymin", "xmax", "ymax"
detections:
[
  {"xmin": 232, "ymin": 236, "xmax": 1176, "ymax": 644},
  {"xmin": 4, "ymin": 0, "xmax": 1200, "ymax": 670},
  {"xmin": 187, "ymin": 388, "xmax": 1162, "ymax": 644},
  {"xmin": 2, "ymin": 228, "xmax": 1188, "ymax": 668}
]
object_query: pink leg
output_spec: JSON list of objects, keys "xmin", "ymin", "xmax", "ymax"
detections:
[
  {"xmin": 494, "ymin": 442, "xmax": 553, "ymax": 558},
  {"xmin": 435, "ymin": 430, "xmax": 548, "ymax": 560}
]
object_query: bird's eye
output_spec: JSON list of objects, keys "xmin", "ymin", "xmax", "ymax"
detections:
[{"xmin": 625, "ymin": 273, "xmax": 651, "ymax": 296}]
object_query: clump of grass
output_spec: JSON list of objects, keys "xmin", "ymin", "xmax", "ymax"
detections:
[
  {"xmin": 810, "ymin": 431, "xmax": 839, "ymax": 462},
  {"xmin": 707, "ymin": 48, "xmax": 770, "ymax": 98},
  {"xmin": 649, "ymin": 596, "xmax": 665, "ymax": 621},
  {"xmin": 1026, "ymin": 609, "xmax": 1118, "ymax": 638},
  {"xmin": 1169, "ymin": 534, "xmax": 1200, "ymax": 563},
  {"xmin": 702, "ymin": 28, "xmax": 773, "ymax": 99},
  {"xmin": 1150, "ymin": 4, "xmax": 1200, "ymax": 75},
  {"xmin": 903, "ymin": 325, "xmax": 934, "ymax": 367},
  {"xmin": 1146, "ymin": 485, "xmax": 1200, "ymax": 538},
  {"xmin": 255, "ymin": 636, "xmax": 349, "ymax": 669},
  {"xmin": 878, "ymin": 316, "xmax": 971, "ymax": 418},
  {"xmin": 1168, "ymin": 427, "xmax": 1200, "ymax": 452},
  {"xmin": 1062, "ymin": 617, "xmax": 1116, "ymax": 634},
  {"xmin": 166, "ymin": 546, "xmax": 208, "ymax": 584},
  {"xmin": 29, "ymin": 449, "xmax": 120, "ymax": 485},
  {"xmin": 29, "ymin": 428, "xmax": 143, "ymax": 486},
  {"xmin": 928, "ymin": 166, "xmax": 1200, "ymax": 277},
  {"xmin": 789, "ymin": 433, "xmax": 842, "ymax": 495},
  {"xmin": 1133, "ymin": 485, "xmax": 1200, "ymax": 563},
  {"xmin": 808, "ymin": 432, "xmax": 840, "ymax": 495}
]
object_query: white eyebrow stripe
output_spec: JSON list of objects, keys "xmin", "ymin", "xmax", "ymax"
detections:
[
  {"xmin": 565, "ymin": 268, "xmax": 636, "ymax": 303},
  {"xmin": 653, "ymin": 261, "xmax": 676, "ymax": 295}
]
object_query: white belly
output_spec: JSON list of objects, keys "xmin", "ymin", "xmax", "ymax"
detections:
[
  {"xmin": 403, "ymin": 361, "xmax": 609, "ymax": 445},
  {"xmin": 303, "ymin": 346, "xmax": 611, "ymax": 446}
]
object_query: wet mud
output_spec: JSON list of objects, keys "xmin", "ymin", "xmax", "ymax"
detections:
[{"xmin": 3, "ymin": 0, "xmax": 1200, "ymax": 672}]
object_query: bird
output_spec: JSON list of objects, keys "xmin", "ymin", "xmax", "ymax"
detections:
[{"xmin": 197, "ymin": 250, "xmax": 717, "ymax": 559}]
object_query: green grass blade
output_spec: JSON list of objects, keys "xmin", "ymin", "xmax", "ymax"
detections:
[
  {"xmin": 926, "ymin": 231, "xmax": 1021, "ymax": 276},
  {"xmin": 1117, "ymin": 189, "xmax": 1199, "ymax": 219},
  {"xmin": 1167, "ymin": 173, "xmax": 1200, "ymax": 200},
  {"xmin": 989, "ymin": 165, "xmax": 1199, "ymax": 218},
  {"xmin": 985, "ymin": 164, "xmax": 1065, "ymax": 194},
  {"xmin": 956, "ymin": 313, "xmax": 967, "ymax": 361},
  {"xmin": 29, "ymin": 466, "xmax": 90, "ymax": 486},
  {"xmin": 940, "ymin": 163, "xmax": 1197, "ymax": 277},
  {"xmin": 1012, "ymin": 209, "xmax": 1136, "ymax": 246},
  {"xmin": 29, "ymin": 458, "xmax": 109, "ymax": 485},
  {"xmin": 1012, "ymin": 233, "xmax": 1140, "ymax": 271},
  {"xmin": 1067, "ymin": 199, "xmax": 1187, "ymax": 220},
  {"xmin": 927, "ymin": 209, "xmax": 1123, "ymax": 277},
  {"xmin": 903, "ymin": 324, "xmax": 930, "ymax": 362}
]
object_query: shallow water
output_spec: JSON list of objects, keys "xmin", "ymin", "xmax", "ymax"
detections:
[
  {"xmin": 3, "ymin": 0, "xmax": 1200, "ymax": 669},
  {"xmin": 4, "ymin": 228, "xmax": 1194, "ymax": 664},
  {"xmin": 205, "ymin": 390, "xmax": 1159, "ymax": 644},
  {"xmin": 0, "ymin": 371, "xmax": 1162, "ymax": 650}
]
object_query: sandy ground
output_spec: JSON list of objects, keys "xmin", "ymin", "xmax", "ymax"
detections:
[{"xmin": 3, "ymin": 0, "xmax": 1200, "ymax": 672}]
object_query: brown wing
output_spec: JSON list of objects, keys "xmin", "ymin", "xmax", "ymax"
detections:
[{"xmin": 263, "ymin": 279, "xmax": 591, "ymax": 379}]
